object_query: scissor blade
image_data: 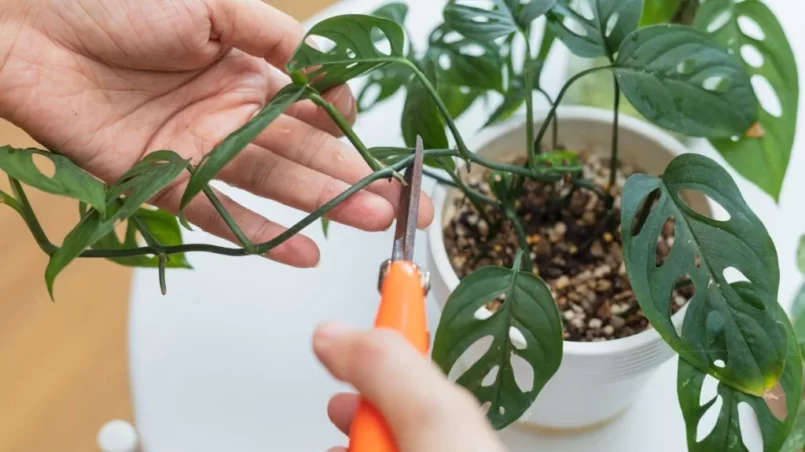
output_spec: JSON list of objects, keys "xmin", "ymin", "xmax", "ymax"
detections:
[{"xmin": 392, "ymin": 136, "xmax": 425, "ymax": 261}]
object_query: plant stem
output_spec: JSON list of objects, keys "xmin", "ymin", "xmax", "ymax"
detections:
[
  {"xmin": 533, "ymin": 66, "xmax": 612, "ymax": 152},
  {"xmin": 536, "ymin": 88, "xmax": 559, "ymax": 148},
  {"xmin": 506, "ymin": 208, "xmax": 533, "ymax": 272},
  {"xmin": 523, "ymin": 38, "xmax": 536, "ymax": 166},
  {"xmin": 8, "ymin": 177, "xmax": 58, "ymax": 254},
  {"xmin": 201, "ymin": 185, "xmax": 256, "ymax": 254},
  {"xmin": 308, "ymin": 90, "xmax": 403, "ymax": 182},
  {"xmin": 608, "ymin": 77, "xmax": 621, "ymax": 202}
]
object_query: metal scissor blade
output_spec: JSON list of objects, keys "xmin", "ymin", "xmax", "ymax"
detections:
[{"xmin": 391, "ymin": 136, "xmax": 425, "ymax": 262}]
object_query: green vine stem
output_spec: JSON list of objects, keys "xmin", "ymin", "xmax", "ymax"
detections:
[
  {"xmin": 536, "ymin": 87, "xmax": 559, "ymax": 149},
  {"xmin": 523, "ymin": 37, "xmax": 537, "ymax": 167},
  {"xmin": 506, "ymin": 207, "xmax": 533, "ymax": 272},
  {"xmin": 608, "ymin": 77, "xmax": 621, "ymax": 199}
]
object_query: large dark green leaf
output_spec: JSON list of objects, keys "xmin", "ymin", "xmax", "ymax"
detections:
[
  {"xmin": 91, "ymin": 207, "xmax": 192, "ymax": 269},
  {"xmin": 432, "ymin": 256, "xmax": 563, "ymax": 429},
  {"xmin": 443, "ymin": 0, "xmax": 557, "ymax": 41},
  {"xmin": 286, "ymin": 14, "xmax": 407, "ymax": 92},
  {"xmin": 621, "ymin": 153, "xmax": 784, "ymax": 396},
  {"xmin": 179, "ymin": 84, "xmax": 307, "ymax": 211},
  {"xmin": 369, "ymin": 2, "xmax": 408, "ymax": 25},
  {"xmin": 695, "ymin": 0, "xmax": 799, "ymax": 201},
  {"xmin": 482, "ymin": 59, "xmax": 543, "ymax": 128},
  {"xmin": 47, "ymin": 151, "xmax": 187, "ymax": 297},
  {"xmin": 678, "ymin": 284, "xmax": 802, "ymax": 452},
  {"xmin": 356, "ymin": 62, "xmax": 412, "ymax": 113},
  {"xmin": 0, "ymin": 147, "xmax": 106, "ymax": 215},
  {"xmin": 614, "ymin": 25, "xmax": 758, "ymax": 138},
  {"xmin": 547, "ymin": 0, "xmax": 642, "ymax": 59}
]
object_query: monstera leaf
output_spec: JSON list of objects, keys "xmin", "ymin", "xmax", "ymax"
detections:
[
  {"xmin": 695, "ymin": 0, "xmax": 799, "ymax": 201},
  {"xmin": 614, "ymin": 25, "xmax": 758, "ymax": 138},
  {"xmin": 443, "ymin": 0, "xmax": 557, "ymax": 41},
  {"xmin": 47, "ymin": 151, "xmax": 187, "ymax": 298},
  {"xmin": 548, "ymin": 0, "xmax": 643, "ymax": 59},
  {"xmin": 678, "ymin": 283, "xmax": 802, "ymax": 452},
  {"xmin": 287, "ymin": 14, "xmax": 407, "ymax": 92},
  {"xmin": 621, "ymin": 153, "xmax": 785, "ymax": 396},
  {"xmin": 432, "ymin": 254, "xmax": 563, "ymax": 429},
  {"xmin": 428, "ymin": 25, "xmax": 504, "ymax": 93},
  {"xmin": 0, "ymin": 147, "xmax": 106, "ymax": 215}
]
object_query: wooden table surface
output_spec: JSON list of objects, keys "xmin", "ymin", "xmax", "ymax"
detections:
[{"xmin": 0, "ymin": 1, "xmax": 334, "ymax": 450}]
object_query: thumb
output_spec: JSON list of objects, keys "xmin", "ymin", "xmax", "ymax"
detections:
[
  {"xmin": 313, "ymin": 323, "xmax": 504, "ymax": 451},
  {"xmin": 205, "ymin": 0, "xmax": 305, "ymax": 69}
]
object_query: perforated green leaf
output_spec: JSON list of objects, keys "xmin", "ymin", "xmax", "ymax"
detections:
[
  {"xmin": 621, "ymin": 153, "xmax": 785, "ymax": 396},
  {"xmin": 678, "ymin": 284, "xmax": 802, "ymax": 452},
  {"xmin": 428, "ymin": 25, "xmax": 504, "ymax": 93},
  {"xmin": 443, "ymin": 0, "xmax": 557, "ymax": 41},
  {"xmin": 287, "ymin": 14, "xmax": 407, "ymax": 92},
  {"xmin": 548, "ymin": 0, "xmax": 642, "ymax": 59},
  {"xmin": 370, "ymin": 2, "xmax": 408, "ymax": 25},
  {"xmin": 47, "ymin": 151, "xmax": 187, "ymax": 298},
  {"xmin": 640, "ymin": 0, "xmax": 682, "ymax": 27},
  {"xmin": 695, "ymin": 0, "xmax": 799, "ymax": 201},
  {"xmin": 432, "ymin": 255, "xmax": 563, "ymax": 429},
  {"xmin": 614, "ymin": 25, "xmax": 758, "ymax": 138},
  {"xmin": 180, "ymin": 84, "xmax": 307, "ymax": 211},
  {"xmin": 0, "ymin": 147, "xmax": 106, "ymax": 215}
]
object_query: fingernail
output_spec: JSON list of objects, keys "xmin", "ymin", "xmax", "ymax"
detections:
[{"xmin": 314, "ymin": 322, "xmax": 351, "ymax": 350}]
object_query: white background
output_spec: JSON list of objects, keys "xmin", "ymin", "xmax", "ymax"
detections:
[{"xmin": 128, "ymin": 1, "xmax": 805, "ymax": 451}]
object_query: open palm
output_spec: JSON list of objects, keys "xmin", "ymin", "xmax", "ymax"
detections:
[{"xmin": 0, "ymin": 0, "xmax": 433, "ymax": 267}]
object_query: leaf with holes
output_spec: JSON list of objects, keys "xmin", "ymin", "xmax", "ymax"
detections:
[
  {"xmin": 431, "ymin": 255, "xmax": 563, "ymax": 429},
  {"xmin": 482, "ymin": 59, "xmax": 543, "ymax": 128},
  {"xmin": 357, "ymin": 63, "xmax": 412, "ymax": 113},
  {"xmin": 428, "ymin": 25, "xmax": 504, "ymax": 92},
  {"xmin": 547, "ymin": 0, "xmax": 642, "ymax": 59},
  {"xmin": 287, "ymin": 14, "xmax": 407, "ymax": 92},
  {"xmin": 0, "ymin": 147, "xmax": 107, "ymax": 215},
  {"xmin": 443, "ymin": 0, "xmax": 557, "ymax": 42},
  {"xmin": 621, "ymin": 153, "xmax": 785, "ymax": 396},
  {"xmin": 678, "ymin": 283, "xmax": 802, "ymax": 452},
  {"xmin": 47, "ymin": 151, "xmax": 188, "ymax": 298},
  {"xmin": 614, "ymin": 25, "xmax": 758, "ymax": 138},
  {"xmin": 370, "ymin": 2, "xmax": 408, "ymax": 25},
  {"xmin": 694, "ymin": 0, "xmax": 799, "ymax": 201},
  {"xmin": 92, "ymin": 207, "xmax": 192, "ymax": 269},
  {"xmin": 179, "ymin": 84, "xmax": 307, "ymax": 211}
]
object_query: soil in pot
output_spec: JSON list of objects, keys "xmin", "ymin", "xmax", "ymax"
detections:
[{"xmin": 444, "ymin": 149, "xmax": 694, "ymax": 342}]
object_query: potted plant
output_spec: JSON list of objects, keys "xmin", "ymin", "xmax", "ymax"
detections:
[{"xmin": 0, "ymin": 0, "xmax": 801, "ymax": 450}]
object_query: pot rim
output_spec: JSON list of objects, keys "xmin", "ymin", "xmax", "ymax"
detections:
[{"xmin": 427, "ymin": 105, "xmax": 692, "ymax": 357}]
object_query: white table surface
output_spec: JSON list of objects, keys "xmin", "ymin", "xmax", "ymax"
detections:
[{"xmin": 128, "ymin": 1, "xmax": 805, "ymax": 451}]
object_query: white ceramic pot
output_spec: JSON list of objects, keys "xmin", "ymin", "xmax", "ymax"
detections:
[{"xmin": 426, "ymin": 106, "xmax": 712, "ymax": 432}]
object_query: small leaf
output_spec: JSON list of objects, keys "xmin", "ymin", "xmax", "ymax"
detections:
[
  {"xmin": 92, "ymin": 207, "xmax": 192, "ymax": 269},
  {"xmin": 614, "ymin": 25, "xmax": 758, "ymax": 138},
  {"xmin": 678, "ymin": 285, "xmax": 802, "ymax": 452},
  {"xmin": 798, "ymin": 236, "xmax": 805, "ymax": 276},
  {"xmin": 432, "ymin": 254, "xmax": 564, "ymax": 429},
  {"xmin": 180, "ymin": 84, "xmax": 307, "ymax": 211},
  {"xmin": 287, "ymin": 14, "xmax": 407, "ymax": 92},
  {"xmin": 0, "ymin": 146, "xmax": 106, "ymax": 215},
  {"xmin": 621, "ymin": 153, "xmax": 785, "ymax": 396},
  {"xmin": 47, "ymin": 152, "xmax": 188, "ymax": 297},
  {"xmin": 695, "ymin": 0, "xmax": 799, "ymax": 201},
  {"xmin": 443, "ymin": 0, "xmax": 521, "ymax": 41},
  {"xmin": 547, "ymin": 0, "xmax": 643, "ymax": 59},
  {"xmin": 321, "ymin": 218, "xmax": 331, "ymax": 238},
  {"xmin": 639, "ymin": 0, "xmax": 683, "ymax": 27}
]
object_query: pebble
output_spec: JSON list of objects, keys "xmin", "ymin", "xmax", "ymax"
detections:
[
  {"xmin": 610, "ymin": 315, "xmax": 626, "ymax": 329},
  {"xmin": 603, "ymin": 325, "xmax": 615, "ymax": 336},
  {"xmin": 593, "ymin": 265, "xmax": 612, "ymax": 278},
  {"xmin": 555, "ymin": 276, "xmax": 570, "ymax": 291},
  {"xmin": 588, "ymin": 318, "xmax": 603, "ymax": 329}
]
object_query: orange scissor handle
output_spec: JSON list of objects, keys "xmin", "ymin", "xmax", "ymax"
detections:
[{"xmin": 348, "ymin": 260, "xmax": 429, "ymax": 452}]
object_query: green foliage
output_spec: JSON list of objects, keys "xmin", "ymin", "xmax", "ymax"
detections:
[
  {"xmin": 678, "ymin": 285, "xmax": 802, "ymax": 452},
  {"xmin": 621, "ymin": 153, "xmax": 784, "ymax": 396},
  {"xmin": 286, "ymin": 14, "xmax": 407, "ymax": 91},
  {"xmin": 0, "ymin": 147, "xmax": 107, "ymax": 215},
  {"xmin": 432, "ymin": 252, "xmax": 563, "ymax": 429},
  {"xmin": 695, "ymin": 0, "xmax": 799, "ymax": 201},
  {"xmin": 614, "ymin": 25, "xmax": 758, "ymax": 138},
  {"xmin": 443, "ymin": 0, "xmax": 557, "ymax": 41},
  {"xmin": 640, "ymin": 0, "xmax": 683, "ymax": 26},
  {"xmin": 180, "ymin": 84, "xmax": 308, "ymax": 212},
  {"xmin": 548, "ymin": 0, "xmax": 643, "ymax": 59}
]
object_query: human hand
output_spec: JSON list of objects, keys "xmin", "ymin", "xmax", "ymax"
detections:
[
  {"xmin": 312, "ymin": 323, "xmax": 509, "ymax": 452},
  {"xmin": 0, "ymin": 0, "xmax": 433, "ymax": 267}
]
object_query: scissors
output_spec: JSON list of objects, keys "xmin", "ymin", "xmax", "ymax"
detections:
[{"xmin": 347, "ymin": 136, "xmax": 431, "ymax": 452}]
